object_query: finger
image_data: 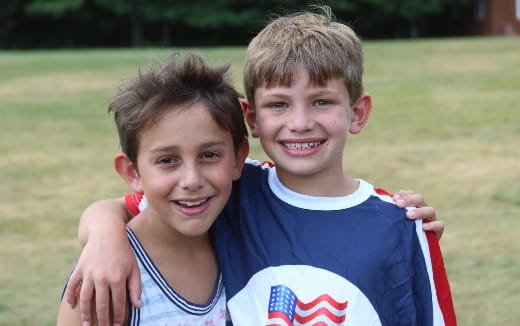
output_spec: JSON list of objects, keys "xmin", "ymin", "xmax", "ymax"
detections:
[
  {"xmin": 65, "ymin": 269, "xmax": 82, "ymax": 308},
  {"xmin": 422, "ymin": 220, "xmax": 445, "ymax": 240},
  {"xmin": 110, "ymin": 282, "xmax": 126, "ymax": 326},
  {"xmin": 128, "ymin": 264, "xmax": 142, "ymax": 308},
  {"xmin": 406, "ymin": 206, "xmax": 436, "ymax": 221},
  {"xmin": 95, "ymin": 282, "xmax": 111, "ymax": 326},
  {"xmin": 79, "ymin": 278, "xmax": 94, "ymax": 326},
  {"xmin": 394, "ymin": 189, "xmax": 415, "ymax": 197},
  {"xmin": 393, "ymin": 190, "xmax": 415, "ymax": 207},
  {"xmin": 395, "ymin": 193, "xmax": 427, "ymax": 208},
  {"xmin": 74, "ymin": 282, "xmax": 82, "ymax": 304}
]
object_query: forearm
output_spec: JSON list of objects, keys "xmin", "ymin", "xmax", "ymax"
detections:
[
  {"xmin": 78, "ymin": 198, "xmax": 131, "ymax": 246},
  {"xmin": 67, "ymin": 197, "xmax": 141, "ymax": 326}
]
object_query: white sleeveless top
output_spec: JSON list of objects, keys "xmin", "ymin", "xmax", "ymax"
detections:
[{"xmin": 127, "ymin": 227, "xmax": 227, "ymax": 326}]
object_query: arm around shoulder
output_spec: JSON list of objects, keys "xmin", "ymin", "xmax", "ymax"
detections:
[
  {"xmin": 65, "ymin": 196, "xmax": 141, "ymax": 326},
  {"xmin": 78, "ymin": 197, "xmax": 133, "ymax": 246}
]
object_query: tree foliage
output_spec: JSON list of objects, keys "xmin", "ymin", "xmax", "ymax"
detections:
[
  {"xmin": 0, "ymin": 0, "xmax": 475, "ymax": 48},
  {"xmin": 25, "ymin": 0, "xmax": 84, "ymax": 17}
]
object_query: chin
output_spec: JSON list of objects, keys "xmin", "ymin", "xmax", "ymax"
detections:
[{"xmin": 180, "ymin": 221, "xmax": 214, "ymax": 237}]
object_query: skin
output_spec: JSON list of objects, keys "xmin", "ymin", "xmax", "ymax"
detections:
[
  {"xmin": 245, "ymin": 65, "xmax": 372, "ymax": 197},
  {"xmin": 57, "ymin": 103, "xmax": 248, "ymax": 326},
  {"xmin": 125, "ymin": 103, "xmax": 244, "ymax": 239},
  {"xmin": 65, "ymin": 79, "xmax": 444, "ymax": 326}
]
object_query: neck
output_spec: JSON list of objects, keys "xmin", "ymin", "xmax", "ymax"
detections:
[
  {"xmin": 276, "ymin": 166, "xmax": 359, "ymax": 197},
  {"xmin": 128, "ymin": 210, "xmax": 212, "ymax": 252},
  {"xmin": 127, "ymin": 209, "xmax": 219, "ymax": 306}
]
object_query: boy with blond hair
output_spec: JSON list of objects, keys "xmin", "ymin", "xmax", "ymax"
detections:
[{"xmin": 66, "ymin": 6, "xmax": 455, "ymax": 326}]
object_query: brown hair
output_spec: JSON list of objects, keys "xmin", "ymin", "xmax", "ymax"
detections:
[
  {"xmin": 108, "ymin": 53, "xmax": 247, "ymax": 165},
  {"xmin": 244, "ymin": 5, "xmax": 363, "ymax": 107}
]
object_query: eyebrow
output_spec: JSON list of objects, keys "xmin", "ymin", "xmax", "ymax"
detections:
[
  {"xmin": 149, "ymin": 141, "xmax": 227, "ymax": 154},
  {"xmin": 312, "ymin": 86, "xmax": 338, "ymax": 95},
  {"xmin": 261, "ymin": 88, "xmax": 339, "ymax": 99}
]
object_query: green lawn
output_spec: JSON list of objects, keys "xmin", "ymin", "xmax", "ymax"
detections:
[{"xmin": 1, "ymin": 37, "xmax": 519, "ymax": 325}]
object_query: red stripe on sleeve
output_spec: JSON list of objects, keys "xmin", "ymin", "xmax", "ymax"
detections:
[
  {"xmin": 374, "ymin": 187, "xmax": 394, "ymax": 197},
  {"xmin": 426, "ymin": 231, "xmax": 457, "ymax": 325},
  {"xmin": 125, "ymin": 192, "xmax": 144, "ymax": 216},
  {"xmin": 261, "ymin": 161, "xmax": 275, "ymax": 168}
]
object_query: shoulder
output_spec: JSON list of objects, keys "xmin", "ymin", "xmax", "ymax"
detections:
[
  {"xmin": 234, "ymin": 158, "xmax": 273, "ymax": 193},
  {"xmin": 360, "ymin": 181, "xmax": 419, "ymax": 239},
  {"xmin": 242, "ymin": 158, "xmax": 273, "ymax": 175}
]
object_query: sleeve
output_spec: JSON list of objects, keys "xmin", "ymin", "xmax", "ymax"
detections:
[
  {"xmin": 414, "ymin": 221, "xmax": 457, "ymax": 326},
  {"xmin": 425, "ymin": 231, "xmax": 457, "ymax": 325},
  {"xmin": 124, "ymin": 192, "xmax": 144, "ymax": 215}
]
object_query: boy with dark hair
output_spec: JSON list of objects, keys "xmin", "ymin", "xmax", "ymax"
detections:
[
  {"xmin": 57, "ymin": 53, "xmax": 249, "ymax": 325},
  {"xmin": 66, "ymin": 6, "xmax": 454, "ymax": 326}
]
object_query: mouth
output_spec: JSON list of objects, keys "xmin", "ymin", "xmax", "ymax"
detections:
[
  {"xmin": 172, "ymin": 197, "xmax": 213, "ymax": 216},
  {"xmin": 282, "ymin": 141, "xmax": 323, "ymax": 150},
  {"xmin": 175, "ymin": 198, "xmax": 209, "ymax": 207}
]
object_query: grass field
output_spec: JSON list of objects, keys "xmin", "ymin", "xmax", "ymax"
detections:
[{"xmin": 1, "ymin": 37, "xmax": 519, "ymax": 325}]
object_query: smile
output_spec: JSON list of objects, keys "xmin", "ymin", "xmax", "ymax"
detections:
[
  {"xmin": 282, "ymin": 141, "xmax": 323, "ymax": 150},
  {"xmin": 175, "ymin": 198, "xmax": 209, "ymax": 207}
]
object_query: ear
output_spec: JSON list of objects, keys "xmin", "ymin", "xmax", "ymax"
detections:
[
  {"xmin": 349, "ymin": 93, "xmax": 372, "ymax": 134},
  {"xmin": 232, "ymin": 140, "xmax": 250, "ymax": 181},
  {"xmin": 114, "ymin": 152, "xmax": 143, "ymax": 192},
  {"xmin": 241, "ymin": 98, "xmax": 259, "ymax": 138}
]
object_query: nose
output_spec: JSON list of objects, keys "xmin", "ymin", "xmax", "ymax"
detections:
[
  {"xmin": 179, "ymin": 163, "xmax": 204, "ymax": 191},
  {"xmin": 287, "ymin": 105, "xmax": 314, "ymax": 132}
]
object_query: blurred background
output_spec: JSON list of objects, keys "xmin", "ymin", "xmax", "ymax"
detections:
[
  {"xmin": 1, "ymin": 1, "xmax": 519, "ymax": 325},
  {"xmin": 1, "ymin": 0, "xmax": 520, "ymax": 49}
]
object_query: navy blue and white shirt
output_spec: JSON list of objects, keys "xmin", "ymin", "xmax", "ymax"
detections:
[{"xmin": 128, "ymin": 159, "xmax": 456, "ymax": 326}]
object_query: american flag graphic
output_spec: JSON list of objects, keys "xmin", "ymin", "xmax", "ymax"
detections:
[{"xmin": 266, "ymin": 285, "xmax": 348, "ymax": 326}]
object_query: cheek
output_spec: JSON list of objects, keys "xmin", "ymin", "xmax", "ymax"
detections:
[
  {"xmin": 256, "ymin": 113, "xmax": 278, "ymax": 129},
  {"xmin": 215, "ymin": 168, "xmax": 234, "ymax": 189},
  {"xmin": 257, "ymin": 121, "xmax": 279, "ymax": 140},
  {"xmin": 142, "ymin": 171, "xmax": 175, "ymax": 194},
  {"xmin": 210, "ymin": 163, "xmax": 236, "ymax": 193},
  {"xmin": 332, "ymin": 112, "xmax": 350, "ymax": 129}
]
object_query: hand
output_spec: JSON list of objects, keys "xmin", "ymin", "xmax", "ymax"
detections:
[
  {"xmin": 65, "ymin": 226, "xmax": 141, "ymax": 326},
  {"xmin": 393, "ymin": 190, "xmax": 445, "ymax": 240}
]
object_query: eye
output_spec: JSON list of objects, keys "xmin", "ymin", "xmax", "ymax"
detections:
[
  {"xmin": 266, "ymin": 101, "xmax": 288, "ymax": 111},
  {"xmin": 271, "ymin": 102, "xmax": 286, "ymax": 108},
  {"xmin": 158, "ymin": 156, "xmax": 178, "ymax": 165},
  {"xmin": 200, "ymin": 151, "xmax": 221, "ymax": 160},
  {"xmin": 313, "ymin": 99, "xmax": 332, "ymax": 106}
]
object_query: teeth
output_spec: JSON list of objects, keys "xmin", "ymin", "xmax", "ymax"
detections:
[
  {"xmin": 177, "ymin": 199, "xmax": 208, "ymax": 207},
  {"xmin": 284, "ymin": 142, "xmax": 321, "ymax": 150}
]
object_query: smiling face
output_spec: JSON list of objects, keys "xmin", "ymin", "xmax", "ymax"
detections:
[
  {"xmin": 245, "ymin": 66, "xmax": 371, "ymax": 195},
  {"xmin": 128, "ymin": 102, "xmax": 246, "ymax": 237}
]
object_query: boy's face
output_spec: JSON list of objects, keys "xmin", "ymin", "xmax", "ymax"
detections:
[
  {"xmin": 245, "ymin": 66, "xmax": 371, "ymax": 192},
  {"xmin": 132, "ymin": 102, "xmax": 246, "ymax": 237}
]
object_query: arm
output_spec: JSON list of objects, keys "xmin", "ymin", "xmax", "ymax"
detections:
[
  {"xmin": 77, "ymin": 198, "xmax": 132, "ymax": 245},
  {"xmin": 57, "ymin": 295, "xmax": 85, "ymax": 326},
  {"xmin": 393, "ymin": 190, "xmax": 445, "ymax": 239},
  {"xmin": 57, "ymin": 286, "xmax": 130, "ymax": 326},
  {"xmin": 65, "ymin": 198, "xmax": 140, "ymax": 326}
]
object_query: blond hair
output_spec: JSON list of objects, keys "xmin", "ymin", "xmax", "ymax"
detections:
[{"xmin": 244, "ymin": 5, "xmax": 363, "ymax": 107}]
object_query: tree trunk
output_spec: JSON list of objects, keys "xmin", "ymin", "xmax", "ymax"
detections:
[
  {"xmin": 130, "ymin": 0, "xmax": 144, "ymax": 48},
  {"xmin": 410, "ymin": 21, "xmax": 419, "ymax": 38},
  {"xmin": 161, "ymin": 22, "xmax": 170, "ymax": 46}
]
